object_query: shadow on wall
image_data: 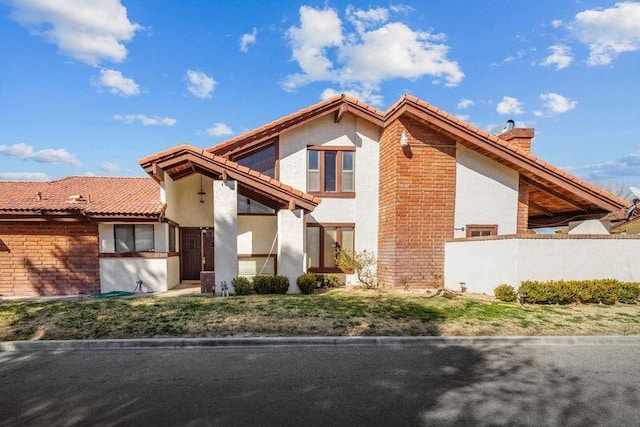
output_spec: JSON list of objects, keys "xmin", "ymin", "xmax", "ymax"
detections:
[
  {"xmin": 20, "ymin": 229, "xmax": 100, "ymax": 296},
  {"xmin": 101, "ymin": 258, "xmax": 163, "ymax": 293}
]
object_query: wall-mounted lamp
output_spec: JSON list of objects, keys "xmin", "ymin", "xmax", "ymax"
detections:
[
  {"xmin": 399, "ymin": 130, "xmax": 409, "ymax": 147},
  {"xmin": 454, "ymin": 226, "xmax": 465, "ymax": 232}
]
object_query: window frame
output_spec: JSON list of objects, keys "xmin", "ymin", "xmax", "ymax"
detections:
[
  {"xmin": 307, "ymin": 146, "xmax": 356, "ymax": 198},
  {"xmin": 466, "ymin": 224, "xmax": 498, "ymax": 238},
  {"xmin": 114, "ymin": 224, "xmax": 155, "ymax": 253},
  {"xmin": 237, "ymin": 254, "xmax": 278, "ymax": 277},
  {"xmin": 306, "ymin": 223, "xmax": 355, "ymax": 273},
  {"xmin": 168, "ymin": 224, "xmax": 177, "ymax": 252}
]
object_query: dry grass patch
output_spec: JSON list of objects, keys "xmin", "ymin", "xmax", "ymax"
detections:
[{"xmin": 1, "ymin": 288, "xmax": 639, "ymax": 340}]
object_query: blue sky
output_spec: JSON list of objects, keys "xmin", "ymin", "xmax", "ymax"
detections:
[{"xmin": 1, "ymin": 1, "xmax": 639, "ymax": 185}]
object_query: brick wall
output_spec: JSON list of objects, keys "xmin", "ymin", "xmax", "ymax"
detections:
[
  {"xmin": 378, "ymin": 116, "xmax": 457, "ymax": 288},
  {"xmin": 517, "ymin": 179, "xmax": 529, "ymax": 233},
  {"xmin": 0, "ymin": 222, "xmax": 100, "ymax": 297}
]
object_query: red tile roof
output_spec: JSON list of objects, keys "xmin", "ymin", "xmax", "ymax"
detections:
[
  {"xmin": 0, "ymin": 176, "xmax": 164, "ymax": 218},
  {"xmin": 139, "ymin": 144, "xmax": 321, "ymax": 210}
]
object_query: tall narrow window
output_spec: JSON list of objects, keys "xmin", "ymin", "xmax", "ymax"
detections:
[
  {"xmin": 306, "ymin": 147, "xmax": 355, "ymax": 196},
  {"xmin": 308, "ymin": 150, "xmax": 320, "ymax": 192},
  {"xmin": 306, "ymin": 226, "xmax": 320, "ymax": 268},
  {"xmin": 234, "ymin": 143, "xmax": 277, "ymax": 178},
  {"xmin": 342, "ymin": 151, "xmax": 354, "ymax": 192},
  {"xmin": 323, "ymin": 227, "xmax": 337, "ymax": 268},
  {"xmin": 168, "ymin": 225, "xmax": 176, "ymax": 252}
]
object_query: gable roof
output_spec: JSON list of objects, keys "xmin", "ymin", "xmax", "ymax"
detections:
[
  {"xmin": 206, "ymin": 93, "xmax": 628, "ymax": 225},
  {"xmin": 0, "ymin": 176, "xmax": 164, "ymax": 221},
  {"xmin": 139, "ymin": 144, "xmax": 320, "ymax": 212},
  {"xmin": 207, "ymin": 94, "xmax": 385, "ymax": 158}
]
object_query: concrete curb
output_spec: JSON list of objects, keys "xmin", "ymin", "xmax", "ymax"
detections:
[{"xmin": 1, "ymin": 335, "xmax": 640, "ymax": 351}]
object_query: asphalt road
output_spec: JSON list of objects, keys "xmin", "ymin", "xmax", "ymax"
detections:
[{"xmin": 1, "ymin": 340, "xmax": 639, "ymax": 426}]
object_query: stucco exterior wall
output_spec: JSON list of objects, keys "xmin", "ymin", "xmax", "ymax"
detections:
[
  {"xmin": 214, "ymin": 180, "xmax": 238, "ymax": 290},
  {"xmin": 163, "ymin": 174, "xmax": 214, "ymax": 227},
  {"xmin": 445, "ymin": 236, "xmax": 640, "ymax": 295},
  {"xmin": 454, "ymin": 145, "xmax": 519, "ymax": 238},
  {"xmin": 568, "ymin": 219, "xmax": 610, "ymax": 234},
  {"xmin": 278, "ymin": 113, "xmax": 379, "ymax": 263},
  {"xmin": 100, "ymin": 257, "xmax": 170, "ymax": 293},
  {"xmin": 237, "ymin": 215, "xmax": 277, "ymax": 254}
]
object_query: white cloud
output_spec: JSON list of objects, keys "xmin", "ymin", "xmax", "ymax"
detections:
[
  {"xmin": 566, "ymin": 150, "xmax": 640, "ymax": 180},
  {"xmin": 99, "ymin": 161, "xmax": 120, "ymax": 173},
  {"xmin": 570, "ymin": 2, "xmax": 640, "ymax": 66},
  {"xmin": 540, "ymin": 93, "xmax": 577, "ymax": 114},
  {"xmin": 551, "ymin": 19, "xmax": 563, "ymax": 28},
  {"xmin": 346, "ymin": 6, "xmax": 389, "ymax": 34},
  {"xmin": 206, "ymin": 123, "xmax": 233, "ymax": 137},
  {"xmin": 491, "ymin": 49, "xmax": 526, "ymax": 66},
  {"xmin": 541, "ymin": 44, "xmax": 573, "ymax": 70},
  {"xmin": 239, "ymin": 28, "xmax": 257, "ymax": 53},
  {"xmin": 455, "ymin": 114, "xmax": 470, "ymax": 121},
  {"xmin": 534, "ymin": 110, "xmax": 544, "ymax": 117},
  {"xmin": 320, "ymin": 87, "xmax": 383, "ymax": 106},
  {"xmin": 186, "ymin": 70, "xmax": 216, "ymax": 99},
  {"xmin": 389, "ymin": 4, "xmax": 415, "ymax": 13},
  {"xmin": 9, "ymin": 0, "xmax": 140, "ymax": 66},
  {"xmin": 457, "ymin": 98, "xmax": 474, "ymax": 109},
  {"xmin": 0, "ymin": 143, "xmax": 81, "ymax": 167},
  {"xmin": 95, "ymin": 69, "xmax": 140, "ymax": 96},
  {"xmin": 0, "ymin": 172, "xmax": 50, "ymax": 181},
  {"xmin": 283, "ymin": 6, "xmax": 463, "ymax": 104},
  {"xmin": 496, "ymin": 96, "xmax": 524, "ymax": 115},
  {"xmin": 113, "ymin": 114, "xmax": 176, "ymax": 126}
]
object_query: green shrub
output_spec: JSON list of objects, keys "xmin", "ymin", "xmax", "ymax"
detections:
[
  {"xmin": 518, "ymin": 279, "xmax": 640, "ymax": 305},
  {"xmin": 617, "ymin": 282, "xmax": 640, "ymax": 304},
  {"xmin": 273, "ymin": 275, "xmax": 290, "ymax": 294},
  {"xmin": 297, "ymin": 273, "xmax": 317, "ymax": 294},
  {"xmin": 253, "ymin": 275, "xmax": 274, "ymax": 294},
  {"xmin": 325, "ymin": 274, "xmax": 343, "ymax": 288},
  {"xmin": 231, "ymin": 276, "xmax": 253, "ymax": 296},
  {"xmin": 494, "ymin": 284, "xmax": 518, "ymax": 302}
]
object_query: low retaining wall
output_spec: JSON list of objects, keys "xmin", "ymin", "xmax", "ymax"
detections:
[{"xmin": 445, "ymin": 234, "xmax": 640, "ymax": 295}]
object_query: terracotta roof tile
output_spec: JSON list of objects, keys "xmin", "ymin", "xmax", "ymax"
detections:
[{"xmin": 0, "ymin": 176, "xmax": 163, "ymax": 217}]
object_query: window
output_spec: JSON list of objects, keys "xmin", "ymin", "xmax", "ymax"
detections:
[
  {"xmin": 114, "ymin": 224, "xmax": 154, "ymax": 252},
  {"xmin": 466, "ymin": 225, "xmax": 498, "ymax": 237},
  {"xmin": 238, "ymin": 255, "xmax": 276, "ymax": 277},
  {"xmin": 237, "ymin": 195, "xmax": 276, "ymax": 215},
  {"xmin": 234, "ymin": 143, "xmax": 276, "ymax": 178},
  {"xmin": 306, "ymin": 224, "xmax": 354, "ymax": 271},
  {"xmin": 168, "ymin": 225, "xmax": 176, "ymax": 252},
  {"xmin": 307, "ymin": 147, "xmax": 355, "ymax": 196}
]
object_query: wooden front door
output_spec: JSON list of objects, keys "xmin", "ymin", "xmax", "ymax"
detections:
[{"xmin": 181, "ymin": 228, "xmax": 214, "ymax": 280}]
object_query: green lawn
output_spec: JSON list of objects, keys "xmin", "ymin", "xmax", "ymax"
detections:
[{"xmin": 1, "ymin": 288, "xmax": 639, "ymax": 340}]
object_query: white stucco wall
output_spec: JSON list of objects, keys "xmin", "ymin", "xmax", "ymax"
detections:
[
  {"xmin": 214, "ymin": 180, "xmax": 238, "ymax": 291},
  {"xmin": 445, "ymin": 236, "xmax": 640, "ymax": 295},
  {"xmin": 454, "ymin": 145, "xmax": 519, "ymax": 238},
  {"xmin": 237, "ymin": 215, "xmax": 277, "ymax": 254},
  {"xmin": 100, "ymin": 258, "xmax": 170, "ymax": 293},
  {"xmin": 278, "ymin": 209, "xmax": 305, "ymax": 292},
  {"xmin": 167, "ymin": 255, "xmax": 180, "ymax": 290},
  {"xmin": 568, "ymin": 219, "xmax": 610, "ymax": 234},
  {"xmin": 278, "ymin": 113, "xmax": 379, "ymax": 272},
  {"xmin": 163, "ymin": 174, "xmax": 214, "ymax": 227}
]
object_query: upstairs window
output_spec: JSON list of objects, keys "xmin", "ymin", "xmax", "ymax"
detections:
[
  {"xmin": 115, "ymin": 224, "xmax": 154, "ymax": 252},
  {"xmin": 237, "ymin": 195, "xmax": 276, "ymax": 215},
  {"xmin": 307, "ymin": 147, "xmax": 355, "ymax": 197},
  {"xmin": 235, "ymin": 143, "xmax": 276, "ymax": 178}
]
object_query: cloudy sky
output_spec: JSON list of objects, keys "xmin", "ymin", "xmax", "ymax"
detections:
[{"xmin": 1, "ymin": 1, "xmax": 639, "ymax": 184}]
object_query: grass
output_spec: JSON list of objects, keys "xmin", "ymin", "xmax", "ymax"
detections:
[{"xmin": 1, "ymin": 288, "xmax": 639, "ymax": 340}]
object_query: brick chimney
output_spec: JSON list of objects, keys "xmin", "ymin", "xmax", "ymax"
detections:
[{"xmin": 500, "ymin": 127, "xmax": 535, "ymax": 152}]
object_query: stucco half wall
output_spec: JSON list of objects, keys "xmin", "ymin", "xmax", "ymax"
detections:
[{"xmin": 445, "ymin": 235, "xmax": 640, "ymax": 295}]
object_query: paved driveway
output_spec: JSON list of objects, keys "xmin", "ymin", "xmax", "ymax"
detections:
[{"xmin": 1, "ymin": 340, "xmax": 639, "ymax": 426}]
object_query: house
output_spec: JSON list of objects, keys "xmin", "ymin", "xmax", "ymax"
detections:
[{"xmin": 1, "ymin": 94, "xmax": 638, "ymax": 297}]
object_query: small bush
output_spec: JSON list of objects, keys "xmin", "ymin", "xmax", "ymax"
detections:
[
  {"xmin": 231, "ymin": 276, "xmax": 253, "ymax": 296},
  {"xmin": 273, "ymin": 275, "xmax": 290, "ymax": 294},
  {"xmin": 494, "ymin": 284, "xmax": 518, "ymax": 302},
  {"xmin": 253, "ymin": 275, "xmax": 274, "ymax": 294},
  {"xmin": 518, "ymin": 279, "xmax": 640, "ymax": 305},
  {"xmin": 325, "ymin": 274, "xmax": 343, "ymax": 288},
  {"xmin": 297, "ymin": 273, "xmax": 317, "ymax": 294}
]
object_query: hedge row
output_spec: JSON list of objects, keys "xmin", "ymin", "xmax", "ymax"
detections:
[
  {"xmin": 230, "ymin": 273, "xmax": 343, "ymax": 296},
  {"xmin": 494, "ymin": 279, "xmax": 640, "ymax": 305}
]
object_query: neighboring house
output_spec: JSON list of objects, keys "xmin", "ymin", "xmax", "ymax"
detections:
[{"xmin": 1, "ymin": 94, "xmax": 638, "ymax": 297}]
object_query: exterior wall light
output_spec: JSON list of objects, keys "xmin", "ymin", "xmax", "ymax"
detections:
[{"xmin": 399, "ymin": 130, "xmax": 409, "ymax": 147}]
